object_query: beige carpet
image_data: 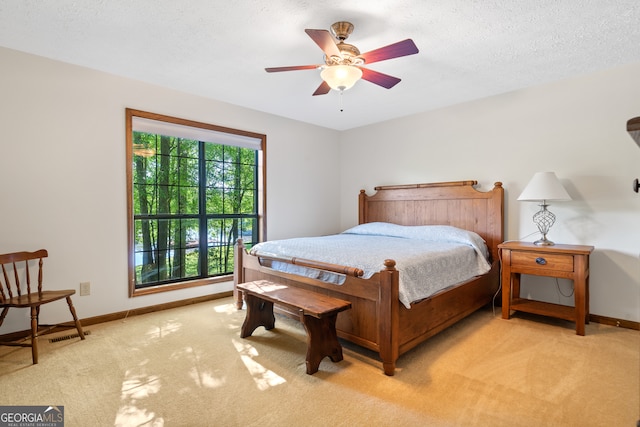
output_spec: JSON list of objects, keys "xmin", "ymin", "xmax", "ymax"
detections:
[{"xmin": 0, "ymin": 297, "xmax": 638, "ymax": 427}]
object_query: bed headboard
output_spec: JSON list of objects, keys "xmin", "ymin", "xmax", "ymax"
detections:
[{"xmin": 358, "ymin": 180, "xmax": 504, "ymax": 261}]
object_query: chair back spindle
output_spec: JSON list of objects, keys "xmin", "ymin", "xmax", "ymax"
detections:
[{"xmin": 0, "ymin": 263, "xmax": 9, "ymax": 302}]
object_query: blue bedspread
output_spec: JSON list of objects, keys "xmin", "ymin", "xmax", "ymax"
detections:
[{"xmin": 250, "ymin": 223, "xmax": 492, "ymax": 309}]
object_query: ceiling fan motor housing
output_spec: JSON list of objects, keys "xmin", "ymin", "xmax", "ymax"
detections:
[
  {"xmin": 326, "ymin": 43, "xmax": 363, "ymax": 66},
  {"xmin": 326, "ymin": 22, "xmax": 363, "ymax": 65}
]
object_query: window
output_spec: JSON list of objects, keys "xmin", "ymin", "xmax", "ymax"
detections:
[{"xmin": 126, "ymin": 109, "xmax": 266, "ymax": 296}]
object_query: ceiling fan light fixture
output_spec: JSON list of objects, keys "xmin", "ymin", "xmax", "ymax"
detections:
[{"xmin": 320, "ymin": 64, "xmax": 362, "ymax": 91}]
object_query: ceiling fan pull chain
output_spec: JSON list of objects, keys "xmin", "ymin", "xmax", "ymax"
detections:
[{"xmin": 339, "ymin": 90, "xmax": 344, "ymax": 112}]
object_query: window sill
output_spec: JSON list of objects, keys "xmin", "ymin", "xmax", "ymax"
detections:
[{"xmin": 130, "ymin": 275, "xmax": 232, "ymax": 297}]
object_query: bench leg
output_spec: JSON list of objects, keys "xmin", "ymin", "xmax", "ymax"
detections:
[
  {"xmin": 300, "ymin": 312, "xmax": 343, "ymax": 375},
  {"xmin": 240, "ymin": 294, "xmax": 275, "ymax": 338}
]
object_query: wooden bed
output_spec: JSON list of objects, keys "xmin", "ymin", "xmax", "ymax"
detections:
[{"xmin": 234, "ymin": 180, "xmax": 504, "ymax": 375}]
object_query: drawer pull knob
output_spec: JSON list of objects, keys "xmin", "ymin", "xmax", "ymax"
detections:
[{"xmin": 535, "ymin": 257, "xmax": 547, "ymax": 265}]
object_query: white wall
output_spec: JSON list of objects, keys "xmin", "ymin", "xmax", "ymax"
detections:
[
  {"xmin": 0, "ymin": 47, "xmax": 341, "ymax": 333},
  {"xmin": 1, "ymin": 46, "xmax": 638, "ymax": 334},
  {"xmin": 340, "ymin": 62, "xmax": 640, "ymax": 322}
]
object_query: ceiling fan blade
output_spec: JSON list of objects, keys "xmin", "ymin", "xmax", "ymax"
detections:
[
  {"xmin": 359, "ymin": 39, "xmax": 419, "ymax": 65},
  {"xmin": 265, "ymin": 65, "xmax": 319, "ymax": 73},
  {"xmin": 360, "ymin": 67, "xmax": 401, "ymax": 89},
  {"xmin": 305, "ymin": 29, "xmax": 342, "ymax": 58},
  {"xmin": 312, "ymin": 81, "xmax": 331, "ymax": 96}
]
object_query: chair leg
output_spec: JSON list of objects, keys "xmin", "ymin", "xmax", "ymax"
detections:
[
  {"xmin": 30, "ymin": 306, "xmax": 39, "ymax": 364},
  {"xmin": 66, "ymin": 296, "xmax": 85, "ymax": 340},
  {"xmin": 0, "ymin": 307, "xmax": 8, "ymax": 328}
]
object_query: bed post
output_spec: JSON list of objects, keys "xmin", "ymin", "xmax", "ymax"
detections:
[
  {"xmin": 488, "ymin": 182, "xmax": 504, "ymax": 263},
  {"xmin": 378, "ymin": 259, "xmax": 400, "ymax": 376},
  {"xmin": 358, "ymin": 189, "xmax": 367, "ymax": 224},
  {"xmin": 234, "ymin": 238, "xmax": 245, "ymax": 310}
]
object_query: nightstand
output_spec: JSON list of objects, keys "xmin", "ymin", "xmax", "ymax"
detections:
[{"xmin": 498, "ymin": 241, "xmax": 594, "ymax": 335}]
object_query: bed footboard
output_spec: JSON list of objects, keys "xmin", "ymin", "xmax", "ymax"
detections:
[{"xmin": 234, "ymin": 238, "xmax": 402, "ymax": 375}]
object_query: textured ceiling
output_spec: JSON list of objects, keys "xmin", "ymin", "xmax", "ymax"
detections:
[{"xmin": 1, "ymin": 1, "xmax": 640, "ymax": 130}]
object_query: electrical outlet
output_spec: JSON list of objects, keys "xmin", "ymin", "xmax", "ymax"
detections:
[{"xmin": 80, "ymin": 282, "xmax": 90, "ymax": 296}]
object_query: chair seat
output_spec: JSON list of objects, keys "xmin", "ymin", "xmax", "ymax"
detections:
[{"xmin": 2, "ymin": 290, "xmax": 76, "ymax": 308}]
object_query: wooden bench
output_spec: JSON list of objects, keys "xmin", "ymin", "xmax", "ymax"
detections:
[{"xmin": 236, "ymin": 280, "xmax": 352, "ymax": 375}]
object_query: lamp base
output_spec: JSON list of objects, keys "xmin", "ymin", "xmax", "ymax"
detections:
[
  {"xmin": 532, "ymin": 204, "xmax": 556, "ymax": 246},
  {"xmin": 534, "ymin": 237, "xmax": 555, "ymax": 246}
]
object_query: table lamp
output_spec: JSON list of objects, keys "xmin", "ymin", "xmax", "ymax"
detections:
[{"xmin": 518, "ymin": 172, "xmax": 572, "ymax": 246}]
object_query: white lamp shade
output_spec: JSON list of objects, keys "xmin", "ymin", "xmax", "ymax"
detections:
[
  {"xmin": 517, "ymin": 172, "xmax": 572, "ymax": 201},
  {"xmin": 320, "ymin": 65, "xmax": 363, "ymax": 91}
]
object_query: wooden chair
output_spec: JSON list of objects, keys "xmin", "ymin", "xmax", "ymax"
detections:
[{"xmin": 0, "ymin": 249, "xmax": 85, "ymax": 364}]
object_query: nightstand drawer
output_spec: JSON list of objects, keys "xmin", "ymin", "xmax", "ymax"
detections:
[{"xmin": 510, "ymin": 251, "xmax": 573, "ymax": 272}]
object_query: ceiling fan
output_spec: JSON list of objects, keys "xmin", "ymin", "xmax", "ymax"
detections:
[{"xmin": 265, "ymin": 21, "xmax": 419, "ymax": 96}]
